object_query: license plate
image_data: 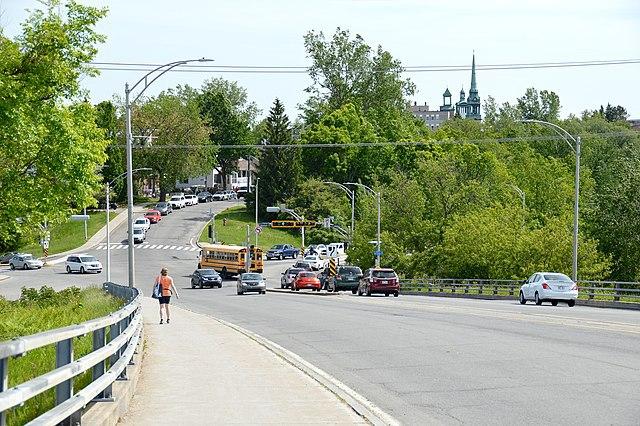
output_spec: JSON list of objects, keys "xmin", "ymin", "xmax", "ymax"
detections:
[
  {"xmin": 558, "ymin": 286, "xmax": 565, "ymax": 290},
  {"xmin": 382, "ymin": 280, "xmax": 388, "ymax": 284}
]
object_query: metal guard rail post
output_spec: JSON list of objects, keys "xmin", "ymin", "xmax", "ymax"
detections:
[
  {"xmin": 399, "ymin": 278, "xmax": 640, "ymax": 302},
  {"xmin": 0, "ymin": 282, "xmax": 141, "ymax": 426}
]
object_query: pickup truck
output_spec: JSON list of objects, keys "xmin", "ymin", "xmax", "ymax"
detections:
[{"xmin": 265, "ymin": 244, "xmax": 299, "ymax": 260}]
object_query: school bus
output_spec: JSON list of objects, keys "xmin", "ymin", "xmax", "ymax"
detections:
[{"xmin": 198, "ymin": 243, "xmax": 263, "ymax": 277}]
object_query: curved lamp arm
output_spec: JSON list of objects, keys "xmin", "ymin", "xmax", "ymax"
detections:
[
  {"xmin": 323, "ymin": 181, "xmax": 354, "ymax": 201},
  {"xmin": 518, "ymin": 119, "xmax": 577, "ymax": 153},
  {"xmin": 344, "ymin": 182, "xmax": 375, "ymax": 196},
  {"xmin": 109, "ymin": 168, "xmax": 152, "ymax": 187}
]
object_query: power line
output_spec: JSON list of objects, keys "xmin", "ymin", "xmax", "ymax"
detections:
[
  {"xmin": 111, "ymin": 131, "xmax": 634, "ymax": 150},
  {"xmin": 89, "ymin": 59, "xmax": 640, "ymax": 75}
]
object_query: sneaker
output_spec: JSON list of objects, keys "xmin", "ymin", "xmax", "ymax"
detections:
[
  {"xmin": 159, "ymin": 319, "xmax": 163, "ymax": 324},
  {"xmin": 166, "ymin": 319, "xmax": 170, "ymax": 324}
]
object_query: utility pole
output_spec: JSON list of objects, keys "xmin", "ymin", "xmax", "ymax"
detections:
[
  {"xmin": 245, "ymin": 224, "xmax": 251, "ymax": 272},
  {"xmin": 255, "ymin": 177, "xmax": 260, "ymax": 247}
]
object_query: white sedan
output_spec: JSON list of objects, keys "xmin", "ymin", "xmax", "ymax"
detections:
[
  {"xmin": 520, "ymin": 272, "xmax": 578, "ymax": 307},
  {"xmin": 303, "ymin": 255, "xmax": 325, "ymax": 271},
  {"xmin": 133, "ymin": 217, "xmax": 151, "ymax": 232}
]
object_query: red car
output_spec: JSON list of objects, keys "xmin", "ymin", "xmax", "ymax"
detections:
[
  {"xmin": 144, "ymin": 210, "xmax": 162, "ymax": 224},
  {"xmin": 292, "ymin": 271, "xmax": 321, "ymax": 292},
  {"xmin": 358, "ymin": 268, "xmax": 400, "ymax": 297}
]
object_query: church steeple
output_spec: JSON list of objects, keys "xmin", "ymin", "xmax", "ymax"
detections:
[{"xmin": 469, "ymin": 52, "xmax": 478, "ymax": 97}]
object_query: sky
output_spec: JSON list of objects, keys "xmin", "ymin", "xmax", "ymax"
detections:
[{"xmin": 1, "ymin": 0, "xmax": 639, "ymax": 120}]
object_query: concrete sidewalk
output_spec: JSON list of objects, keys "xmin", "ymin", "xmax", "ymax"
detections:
[{"xmin": 119, "ymin": 298, "xmax": 366, "ymax": 425}]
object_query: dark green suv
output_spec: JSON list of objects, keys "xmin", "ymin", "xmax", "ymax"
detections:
[{"xmin": 328, "ymin": 266, "xmax": 363, "ymax": 294}]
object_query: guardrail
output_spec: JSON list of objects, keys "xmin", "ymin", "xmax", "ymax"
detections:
[
  {"xmin": 0, "ymin": 282, "xmax": 142, "ymax": 426},
  {"xmin": 400, "ymin": 278, "xmax": 640, "ymax": 303}
]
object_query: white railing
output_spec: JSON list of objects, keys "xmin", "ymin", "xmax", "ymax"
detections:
[{"xmin": 0, "ymin": 282, "xmax": 142, "ymax": 426}]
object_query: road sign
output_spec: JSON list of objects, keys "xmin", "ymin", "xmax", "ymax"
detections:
[
  {"xmin": 374, "ymin": 250, "xmax": 383, "ymax": 257},
  {"xmin": 255, "ymin": 225, "xmax": 262, "ymax": 235},
  {"xmin": 271, "ymin": 220, "xmax": 317, "ymax": 228},
  {"xmin": 70, "ymin": 215, "xmax": 90, "ymax": 221}
]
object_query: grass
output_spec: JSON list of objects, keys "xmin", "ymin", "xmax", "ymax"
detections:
[
  {"xmin": 199, "ymin": 205, "xmax": 302, "ymax": 250},
  {"xmin": 19, "ymin": 211, "xmax": 117, "ymax": 256},
  {"xmin": 0, "ymin": 286, "xmax": 124, "ymax": 425}
]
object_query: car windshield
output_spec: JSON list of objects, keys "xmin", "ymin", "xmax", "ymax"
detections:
[
  {"xmin": 80, "ymin": 256, "xmax": 97, "ymax": 263},
  {"xmin": 299, "ymin": 272, "xmax": 316, "ymax": 278},
  {"xmin": 339, "ymin": 266, "xmax": 361, "ymax": 275},
  {"xmin": 543, "ymin": 273, "xmax": 572, "ymax": 282},
  {"xmin": 170, "ymin": 196, "xmax": 180, "ymax": 201},
  {"xmin": 135, "ymin": 219, "xmax": 145, "ymax": 224},
  {"xmin": 288, "ymin": 268, "xmax": 303, "ymax": 275},
  {"xmin": 372, "ymin": 270, "xmax": 396, "ymax": 278},
  {"xmin": 199, "ymin": 269, "xmax": 218, "ymax": 276},
  {"xmin": 242, "ymin": 273, "xmax": 262, "ymax": 280},
  {"xmin": 23, "ymin": 255, "xmax": 33, "ymax": 260},
  {"xmin": 272, "ymin": 245, "xmax": 285, "ymax": 249},
  {"xmin": 156, "ymin": 203, "xmax": 167, "ymax": 207}
]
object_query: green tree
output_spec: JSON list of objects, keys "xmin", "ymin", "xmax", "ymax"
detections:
[
  {"xmin": 251, "ymin": 99, "xmax": 301, "ymax": 218},
  {"xmin": 94, "ymin": 101, "xmax": 125, "ymax": 200},
  {"xmin": 0, "ymin": 1, "xmax": 108, "ymax": 250},
  {"xmin": 132, "ymin": 89, "xmax": 213, "ymax": 200},
  {"xmin": 516, "ymin": 88, "xmax": 561, "ymax": 121},
  {"xmin": 198, "ymin": 78, "xmax": 258, "ymax": 189}
]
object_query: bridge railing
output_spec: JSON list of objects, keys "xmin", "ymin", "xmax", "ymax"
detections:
[
  {"xmin": 0, "ymin": 282, "xmax": 142, "ymax": 426},
  {"xmin": 400, "ymin": 278, "xmax": 640, "ymax": 303}
]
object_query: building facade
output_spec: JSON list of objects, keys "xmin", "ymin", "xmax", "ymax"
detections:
[{"xmin": 175, "ymin": 157, "xmax": 258, "ymax": 191}]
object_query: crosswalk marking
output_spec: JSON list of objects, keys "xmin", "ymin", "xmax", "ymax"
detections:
[{"xmin": 93, "ymin": 243, "xmax": 198, "ymax": 253}]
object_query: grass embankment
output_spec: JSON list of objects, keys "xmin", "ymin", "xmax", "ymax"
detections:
[
  {"xmin": 199, "ymin": 205, "xmax": 302, "ymax": 250},
  {"xmin": 0, "ymin": 286, "xmax": 123, "ymax": 425},
  {"xmin": 19, "ymin": 211, "xmax": 116, "ymax": 256}
]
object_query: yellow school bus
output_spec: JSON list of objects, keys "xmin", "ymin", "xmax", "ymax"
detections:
[{"xmin": 198, "ymin": 243, "xmax": 263, "ymax": 277}]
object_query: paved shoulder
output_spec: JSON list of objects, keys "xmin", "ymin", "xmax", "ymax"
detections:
[{"xmin": 120, "ymin": 298, "xmax": 366, "ymax": 425}]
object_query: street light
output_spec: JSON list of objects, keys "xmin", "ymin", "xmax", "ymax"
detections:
[
  {"xmin": 105, "ymin": 168, "xmax": 151, "ymax": 282},
  {"xmin": 125, "ymin": 58, "xmax": 213, "ymax": 288},
  {"xmin": 255, "ymin": 177, "xmax": 260, "ymax": 247},
  {"xmin": 266, "ymin": 205, "xmax": 305, "ymax": 248},
  {"xmin": 322, "ymin": 181, "xmax": 355, "ymax": 242},
  {"xmin": 345, "ymin": 182, "xmax": 381, "ymax": 268},
  {"xmin": 519, "ymin": 119, "xmax": 581, "ymax": 281}
]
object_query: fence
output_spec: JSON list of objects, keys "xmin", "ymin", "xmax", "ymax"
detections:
[
  {"xmin": 400, "ymin": 278, "xmax": 640, "ymax": 303},
  {"xmin": 0, "ymin": 282, "xmax": 142, "ymax": 426}
]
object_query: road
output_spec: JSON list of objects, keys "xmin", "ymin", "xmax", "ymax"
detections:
[{"xmin": 2, "ymin": 204, "xmax": 639, "ymax": 424}]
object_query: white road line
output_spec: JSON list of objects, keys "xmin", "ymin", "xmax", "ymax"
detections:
[
  {"xmin": 169, "ymin": 245, "xmax": 177, "ymax": 250},
  {"xmin": 190, "ymin": 247, "xmax": 198, "ymax": 252},
  {"xmin": 176, "ymin": 247, "xmax": 184, "ymax": 251},
  {"xmin": 149, "ymin": 245, "xmax": 158, "ymax": 249},
  {"xmin": 162, "ymin": 245, "xmax": 170, "ymax": 250},
  {"xmin": 115, "ymin": 245, "xmax": 125, "ymax": 249}
]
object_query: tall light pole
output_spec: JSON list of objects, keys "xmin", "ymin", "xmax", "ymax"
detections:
[
  {"xmin": 105, "ymin": 168, "xmax": 151, "ymax": 282},
  {"xmin": 125, "ymin": 58, "xmax": 213, "ymax": 288},
  {"xmin": 345, "ymin": 182, "xmax": 381, "ymax": 268},
  {"xmin": 255, "ymin": 177, "xmax": 260, "ymax": 247},
  {"xmin": 322, "ymin": 181, "xmax": 355, "ymax": 242},
  {"xmin": 520, "ymin": 119, "xmax": 580, "ymax": 281}
]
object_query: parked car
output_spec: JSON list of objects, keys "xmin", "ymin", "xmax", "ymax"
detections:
[
  {"xmin": 329, "ymin": 266, "xmax": 363, "ymax": 294},
  {"xmin": 226, "ymin": 190, "xmax": 238, "ymax": 200},
  {"xmin": 292, "ymin": 271, "xmax": 321, "ymax": 292},
  {"xmin": 280, "ymin": 267, "xmax": 304, "ymax": 289},
  {"xmin": 191, "ymin": 269, "xmax": 223, "ymax": 289},
  {"xmin": 155, "ymin": 202, "xmax": 173, "ymax": 215},
  {"xmin": 184, "ymin": 194, "xmax": 199, "ymax": 206},
  {"xmin": 293, "ymin": 261, "xmax": 312, "ymax": 271},
  {"xmin": 144, "ymin": 210, "xmax": 162, "ymax": 224},
  {"xmin": 520, "ymin": 272, "xmax": 578, "ymax": 307},
  {"xmin": 133, "ymin": 217, "xmax": 151, "ymax": 232},
  {"xmin": 266, "ymin": 244, "xmax": 299, "ymax": 260},
  {"xmin": 212, "ymin": 191, "xmax": 227, "ymax": 201},
  {"xmin": 65, "ymin": 254, "xmax": 102, "ymax": 274},
  {"xmin": 358, "ymin": 268, "xmax": 400, "ymax": 297},
  {"xmin": 237, "ymin": 272, "xmax": 266, "ymax": 295},
  {"xmin": 197, "ymin": 192, "xmax": 213, "ymax": 203},
  {"xmin": 236, "ymin": 188, "xmax": 248, "ymax": 199},
  {"xmin": 0, "ymin": 252, "xmax": 20, "ymax": 265},
  {"xmin": 302, "ymin": 255, "xmax": 324, "ymax": 270},
  {"xmin": 9, "ymin": 254, "xmax": 43, "ymax": 270},
  {"xmin": 131, "ymin": 228, "xmax": 145, "ymax": 243},
  {"xmin": 169, "ymin": 195, "xmax": 187, "ymax": 209}
]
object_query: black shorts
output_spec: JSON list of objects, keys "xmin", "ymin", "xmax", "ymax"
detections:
[{"xmin": 158, "ymin": 296, "xmax": 171, "ymax": 304}]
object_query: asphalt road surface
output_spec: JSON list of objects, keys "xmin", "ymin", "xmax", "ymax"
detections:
[{"xmin": 2, "ymin": 204, "xmax": 639, "ymax": 424}]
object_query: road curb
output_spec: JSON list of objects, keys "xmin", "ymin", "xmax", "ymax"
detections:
[
  {"xmin": 0, "ymin": 275, "xmax": 10, "ymax": 282},
  {"xmin": 178, "ymin": 305, "xmax": 399, "ymax": 426},
  {"xmin": 267, "ymin": 288, "xmax": 339, "ymax": 296}
]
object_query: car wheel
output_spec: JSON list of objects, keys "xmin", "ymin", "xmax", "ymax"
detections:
[
  {"xmin": 279, "ymin": 254, "xmax": 283, "ymax": 260},
  {"xmin": 295, "ymin": 288, "xmax": 300, "ymax": 291},
  {"xmin": 9, "ymin": 263, "xmax": 14, "ymax": 270},
  {"xmin": 394, "ymin": 292, "xmax": 399, "ymax": 297},
  {"xmin": 80, "ymin": 266, "xmax": 85, "ymax": 274},
  {"xmin": 23, "ymin": 263, "xmax": 28, "ymax": 270},
  {"xmin": 261, "ymin": 291, "xmax": 266, "ymax": 295},
  {"xmin": 519, "ymin": 291, "xmax": 526, "ymax": 304},
  {"xmin": 66, "ymin": 266, "xmax": 72, "ymax": 274},
  {"xmin": 191, "ymin": 282, "xmax": 196, "ymax": 289},
  {"xmin": 551, "ymin": 300, "xmax": 558, "ymax": 306},
  {"xmin": 385, "ymin": 293, "xmax": 389, "ymax": 297},
  {"xmin": 237, "ymin": 290, "xmax": 243, "ymax": 295},
  {"xmin": 567, "ymin": 300, "xmax": 576, "ymax": 307},
  {"xmin": 280, "ymin": 282, "xmax": 284, "ymax": 289},
  {"xmin": 351, "ymin": 289, "xmax": 357, "ymax": 295},
  {"xmin": 218, "ymin": 284, "xmax": 223, "ymax": 288},
  {"xmin": 535, "ymin": 292, "xmax": 542, "ymax": 305},
  {"xmin": 198, "ymin": 281, "xmax": 203, "ymax": 289}
]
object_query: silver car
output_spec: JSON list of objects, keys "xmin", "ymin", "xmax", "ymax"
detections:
[
  {"xmin": 65, "ymin": 254, "xmax": 103, "ymax": 274},
  {"xmin": 237, "ymin": 272, "xmax": 266, "ymax": 295},
  {"xmin": 519, "ymin": 272, "xmax": 578, "ymax": 307},
  {"xmin": 9, "ymin": 254, "xmax": 43, "ymax": 270}
]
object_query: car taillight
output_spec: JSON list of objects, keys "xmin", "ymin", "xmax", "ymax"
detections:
[{"xmin": 542, "ymin": 282, "xmax": 550, "ymax": 289}]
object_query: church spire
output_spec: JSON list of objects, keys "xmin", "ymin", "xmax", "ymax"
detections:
[{"xmin": 469, "ymin": 52, "xmax": 478, "ymax": 95}]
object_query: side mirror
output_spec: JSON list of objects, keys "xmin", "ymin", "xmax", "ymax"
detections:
[{"xmin": 358, "ymin": 274, "xmax": 364, "ymax": 279}]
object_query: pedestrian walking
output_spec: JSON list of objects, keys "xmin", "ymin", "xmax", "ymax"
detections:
[{"xmin": 155, "ymin": 267, "xmax": 179, "ymax": 324}]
